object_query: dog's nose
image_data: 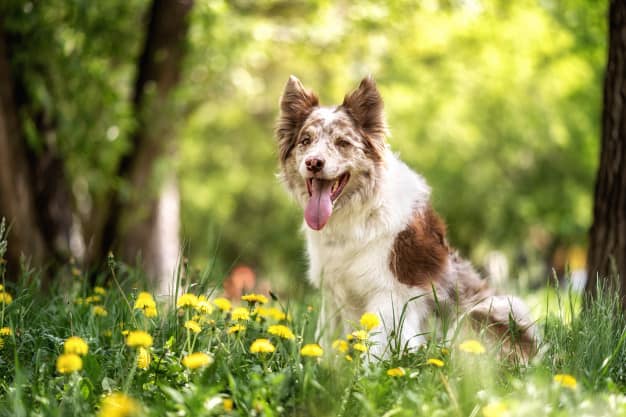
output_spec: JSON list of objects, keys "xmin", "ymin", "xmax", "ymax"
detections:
[{"xmin": 305, "ymin": 157, "xmax": 325, "ymax": 173}]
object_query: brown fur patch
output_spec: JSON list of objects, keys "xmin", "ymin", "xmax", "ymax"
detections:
[
  {"xmin": 276, "ymin": 76, "xmax": 319, "ymax": 163},
  {"xmin": 390, "ymin": 206, "xmax": 449, "ymax": 287}
]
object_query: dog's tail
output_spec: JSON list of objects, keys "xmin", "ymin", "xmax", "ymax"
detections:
[
  {"xmin": 444, "ymin": 253, "xmax": 539, "ymax": 362},
  {"xmin": 466, "ymin": 294, "xmax": 538, "ymax": 362}
]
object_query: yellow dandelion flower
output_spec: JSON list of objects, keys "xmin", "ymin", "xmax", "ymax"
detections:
[
  {"xmin": 56, "ymin": 353, "xmax": 83, "ymax": 374},
  {"xmin": 121, "ymin": 330, "xmax": 129, "ymax": 336},
  {"xmin": 441, "ymin": 347, "xmax": 450, "ymax": 356},
  {"xmin": 231, "ymin": 307, "xmax": 250, "ymax": 321},
  {"xmin": 184, "ymin": 320, "xmax": 202, "ymax": 334},
  {"xmin": 250, "ymin": 338, "xmax": 275, "ymax": 354},
  {"xmin": 267, "ymin": 325, "xmax": 295, "ymax": 340},
  {"xmin": 94, "ymin": 286, "xmax": 107, "ymax": 295},
  {"xmin": 126, "ymin": 330, "xmax": 153, "ymax": 348},
  {"xmin": 241, "ymin": 293, "xmax": 268, "ymax": 304},
  {"xmin": 0, "ymin": 284, "xmax": 3, "ymax": 291},
  {"xmin": 332, "ymin": 339, "xmax": 349, "ymax": 353},
  {"xmin": 0, "ymin": 327, "xmax": 12, "ymax": 336},
  {"xmin": 387, "ymin": 367, "xmax": 406, "ymax": 377},
  {"xmin": 300, "ymin": 344, "xmax": 324, "ymax": 357},
  {"xmin": 482, "ymin": 401, "xmax": 508, "ymax": 417},
  {"xmin": 459, "ymin": 339, "xmax": 486, "ymax": 355},
  {"xmin": 197, "ymin": 316, "xmax": 215, "ymax": 326},
  {"xmin": 143, "ymin": 306, "xmax": 158, "ymax": 318},
  {"xmin": 359, "ymin": 312, "xmax": 380, "ymax": 331},
  {"xmin": 0, "ymin": 292, "xmax": 13, "ymax": 304},
  {"xmin": 182, "ymin": 352, "xmax": 214, "ymax": 369},
  {"xmin": 227, "ymin": 324, "xmax": 246, "ymax": 334},
  {"xmin": 137, "ymin": 347, "xmax": 151, "ymax": 370},
  {"xmin": 85, "ymin": 295, "xmax": 101, "ymax": 304},
  {"xmin": 353, "ymin": 343, "xmax": 368, "ymax": 353},
  {"xmin": 254, "ymin": 306, "xmax": 286, "ymax": 321},
  {"xmin": 134, "ymin": 292, "xmax": 156, "ymax": 310},
  {"xmin": 138, "ymin": 291, "xmax": 153, "ymax": 299},
  {"xmin": 103, "ymin": 330, "xmax": 113, "ymax": 337},
  {"xmin": 98, "ymin": 392, "xmax": 139, "ymax": 417},
  {"xmin": 213, "ymin": 297, "xmax": 232, "ymax": 312},
  {"xmin": 350, "ymin": 330, "xmax": 368, "ymax": 341},
  {"xmin": 93, "ymin": 306, "xmax": 108, "ymax": 316},
  {"xmin": 195, "ymin": 299, "xmax": 214, "ymax": 314},
  {"xmin": 345, "ymin": 355, "xmax": 353, "ymax": 362},
  {"xmin": 554, "ymin": 374, "xmax": 577, "ymax": 389},
  {"xmin": 64, "ymin": 336, "xmax": 89, "ymax": 356},
  {"xmin": 275, "ymin": 309, "xmax": 289, "ymax": 321},
  {"xmin": 223, "ymin": 398, "xmax": 234, "ymax": 412},
  {"xmin": 427, "ymin": 358, "xmax": 444, "ymax": 368},
  {"xmin": 176, "ymin": 293, "xmax": 199, "ymax": 308}
]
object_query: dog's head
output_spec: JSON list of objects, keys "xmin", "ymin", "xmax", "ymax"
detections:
[{"xmin": 276, "ymin": 76, "xmax": 388, "ymax": 231}]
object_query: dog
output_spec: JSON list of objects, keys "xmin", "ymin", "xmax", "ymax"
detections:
[{"xmin": 276, "ymin": 75, "xmax": 537, "ymax": 360}]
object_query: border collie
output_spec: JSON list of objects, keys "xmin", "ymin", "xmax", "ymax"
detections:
[{"xmin": 276, "ymin": 75, "xmax": 537, "ymax": 359}]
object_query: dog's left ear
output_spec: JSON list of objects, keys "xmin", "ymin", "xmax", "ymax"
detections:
[
  {"xmin": 342, "ymin": 76, "xmax": 387, "ymax": 138},
  {"xmin": 342, "ymin": 76, "xmax": 387, "ymax": 159}
]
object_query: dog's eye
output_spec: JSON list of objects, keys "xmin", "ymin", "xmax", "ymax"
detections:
[
  {"xmin": 300, "ymin": 136, "xmax": 311, "ymax": 146},
  {"xmin": 336, "ymin": 139, "xmax": 351, "ymax": 148}
]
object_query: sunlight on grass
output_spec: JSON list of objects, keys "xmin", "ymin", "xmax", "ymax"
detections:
[
  {"xmin": 525, "ymin": 286, "xmax": 582, "ymax": 324},
  {"xmin": 0, "ymin": 247, "xmax": 625, "ymax": 416}
]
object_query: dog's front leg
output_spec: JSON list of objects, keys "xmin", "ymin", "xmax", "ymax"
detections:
[{"xmin": 366, "ymin": 292, "xmax": 427, "ymax": 359}]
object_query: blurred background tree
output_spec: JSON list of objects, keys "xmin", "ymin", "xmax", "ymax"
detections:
[{"xmin": 0, "ymin": 0, "xmax": 607, "ymax": 295}]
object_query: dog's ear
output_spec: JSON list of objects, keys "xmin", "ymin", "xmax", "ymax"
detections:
[
  {"xmin": 342, "ymin": 76, "xmax": 387, "ymax": 159},
  {"xmin": 276, "ymin": 76, "xmax": 319, "ymax": 163}
]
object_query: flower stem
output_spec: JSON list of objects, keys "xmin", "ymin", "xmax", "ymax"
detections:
[
  {"xmin": 123, "ymin": 354, "xmax": 138, "ymax": 393},
  {"xmin": 337, "ymin": 358, "xmax": 360, "ymax": 417}
]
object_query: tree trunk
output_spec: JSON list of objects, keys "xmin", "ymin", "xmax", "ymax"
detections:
[
  {"xmin": 586, "ymin": 0, "xmax": 626, "ymax": 308},
  {"xmin": 98, "ymin": 0, "xmax": 193, "ymax": 293},
  {"xmin": 0, "ymin": 30, "xmax": 49, "ymax": 277},
  {"xmin": 0, "ymin": 20, "xmax": 77, "ymax": 283}
]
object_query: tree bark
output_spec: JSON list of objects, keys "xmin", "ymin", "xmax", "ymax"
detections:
[
  {"xmin": 586, "ymin": 0, "xmax": 626, "ymax": 308},
  {"xmin": 0, "ymin": 30, "xmax": 49, "ymax": 277},
  {"xmin": 98, "ymin": 0, "xmax": 193, "ymax": 293}
]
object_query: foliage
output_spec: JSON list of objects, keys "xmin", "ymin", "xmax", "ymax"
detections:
[
  {"xmin": 1, "ymin": 259, "xmax": 626, "ymax": 415},
  {"xmin": 2, "ymin": 0, "xmax": 146, "ymax": 193},
  {"xmin": 2, "ymin": 0, "xmax": 608, "ymax": 288}
]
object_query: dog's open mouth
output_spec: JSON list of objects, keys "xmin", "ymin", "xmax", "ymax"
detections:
[{"xmin": 304, "ymin": 173, "xmax": 350, "ymax": 231}]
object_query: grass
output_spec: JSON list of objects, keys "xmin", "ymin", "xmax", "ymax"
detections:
[{"xmin": 0, "ymin": 239, "xmax": 626, "ymax": 415}]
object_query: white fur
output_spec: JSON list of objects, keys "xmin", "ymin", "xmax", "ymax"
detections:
[
  {"xmin": 305, "ymin": 149, "xmax": 434, "ymax": 357},
  {"xmin": 279, "ymin": 78, "xmax": 536, "ymax": 360}
]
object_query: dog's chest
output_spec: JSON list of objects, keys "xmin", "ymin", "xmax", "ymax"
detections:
[{"xmin": 309, "ymin": 233, "xmax": 397, "ymax": 308}]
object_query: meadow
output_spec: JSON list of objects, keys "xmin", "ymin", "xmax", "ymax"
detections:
[{"xmin": 1, "ymin": 225, "xmax": 626, "ymax": 417}]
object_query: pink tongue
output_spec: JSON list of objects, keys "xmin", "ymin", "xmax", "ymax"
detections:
[{"xmin": 304, "ymin": 179, "xmax": 333, "ymax": 230}]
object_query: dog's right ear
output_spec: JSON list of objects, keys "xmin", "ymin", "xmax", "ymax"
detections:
[{"xmin": 276, "ymin": 76, "xmax": 319, "ymax": 163}]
